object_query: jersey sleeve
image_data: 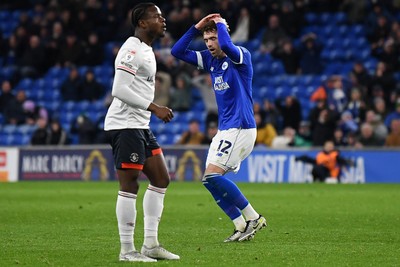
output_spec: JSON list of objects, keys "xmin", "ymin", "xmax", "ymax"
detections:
[
  {"xmin": 116, "ymin": 48, "xmax": 141, "ymax": 76},
  {"xmin": 171, "ymin": 25, "xmax": 203, "ymax": 68},
  {"xmin": 111, "ymin": 48, "xmax": 151, "ymax": 110},
  {"xmin": 216, "ymin": 22, "xmax": 243, "ymax": 64}
]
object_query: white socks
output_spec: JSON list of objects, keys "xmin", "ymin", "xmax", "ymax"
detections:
[
  {"xmin": 242, "ymin": 203, "xmax": 259, "ymax": 221},
  {"xmin": 116, "ymin": 185, "xmax": 167, "ymax": 253},
  {"xmin": 233, "ymin": 216, "xmax": 247, "ymax": 232},
  {"xmin": 143, "ymin": 185, "xmax": 166, "ymax": 248},
  {"xmin": 116, "ymin": 191, "xmax": 137, "ymax": 254}
]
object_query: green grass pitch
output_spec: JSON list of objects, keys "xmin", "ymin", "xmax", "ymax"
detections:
[{"xmin": 1, "ymin": 182, "xmax": 399, "ymax": 266}]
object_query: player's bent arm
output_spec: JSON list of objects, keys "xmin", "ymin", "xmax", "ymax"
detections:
[
  {"xmin": 111, "ymin": 70, "xmax": 151, "ymax": 110},
  {"xmin": 171, "ymin": 26, "xmax": 200, "ymax": 66},
  {"xmin": 216, "ymin": 23, "xmax": 242, "ymax": 64}
]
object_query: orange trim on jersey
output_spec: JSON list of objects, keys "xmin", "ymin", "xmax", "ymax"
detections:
[
  {"xmin": 152, "ymin": 148, "xmax": 162, "ymax": 156},
  {"xmin": 121, "ymin": 162, "xmax": 143, "ymax": 170},
  {"xmin": 116, "ymin": 66, "xmax": 136, "ymax": 75}
]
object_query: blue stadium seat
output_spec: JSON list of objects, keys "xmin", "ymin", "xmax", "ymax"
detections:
[
  {"xmin": 305, "ymin": 13, "xmax": 318, "ymax": 24},
  {"xmin": 16, "ymin": 124, "xmax": 37, "ymax": 135},
  {"xmin": 0, "ymin": 11, "xmax": 11, "ymax": 21},
  {"xmin": 76, "ymin": 101, "xmax": 90, "ymax": 111},
  {"xmin": 3, "ymin": 124, "xmax": 17, "ymax": 134}
]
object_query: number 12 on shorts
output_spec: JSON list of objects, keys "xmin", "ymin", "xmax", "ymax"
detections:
[{"xmin": 217, "ymin": 140, "xmax": 232, "ymax": 155}]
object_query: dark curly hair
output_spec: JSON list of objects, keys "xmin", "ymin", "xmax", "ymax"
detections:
[
  {"xmin": 201, "ymin": 20, "xmax": 217, "ymax": 34},
  {"xmin": 131, "ymin": 2, "xmax": 155, "ymax": 28}
]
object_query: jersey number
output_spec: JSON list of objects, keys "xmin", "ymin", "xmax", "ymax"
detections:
[{"xmin": 217, "ymin": 140, "xmax": 232, "ymax": 154}]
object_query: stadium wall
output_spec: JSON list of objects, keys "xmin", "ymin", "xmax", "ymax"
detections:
[{"xmin": 0, "ymin": 146, "xmax": 399, "ymax": 183}]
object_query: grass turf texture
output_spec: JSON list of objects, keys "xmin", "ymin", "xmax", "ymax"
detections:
[{"xmin": 0, "ymin": 182, "xmax": 399, "ymax": 267}]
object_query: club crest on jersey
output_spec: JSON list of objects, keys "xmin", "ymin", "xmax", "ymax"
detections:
[
  {"xmin": 222, "ymin": 62, "xmax": 228, "ymax": 70},
  {"xmin": 129, "ymin": 153, "xmax": 139, "ymax": 163}
]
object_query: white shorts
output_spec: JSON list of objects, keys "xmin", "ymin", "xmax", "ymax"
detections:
[{"xmin": 205, "ymin": 128, "xmax": 256, "ymax": 173}]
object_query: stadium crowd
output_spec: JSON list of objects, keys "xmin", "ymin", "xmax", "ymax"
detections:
[{"xmin": 0, "ymin": 0, "xmax": 400, "ymax": 147}]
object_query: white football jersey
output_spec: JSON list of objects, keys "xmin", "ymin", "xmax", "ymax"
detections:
[{"xmin": 104, "ymin": 37, "xmax": 156, "ymax": 130}]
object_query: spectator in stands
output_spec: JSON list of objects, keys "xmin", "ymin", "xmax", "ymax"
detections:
[
  {"xmin": 384, "ymin": 98, "xmax": 400, "ymax": 129},
  {"xmin": 275, "ymin": 95, "xmax": 302, "ymax": 132},
  {"xmin": 271, "ymin": 126, "xmax": 295, "ymax": 148},
  {"xmin": 339, "ymin": 110, "xmax": 359, "ymax": 136},
  {"xmin": 81, "ymin": 32, "xmax": 104, "ymax": 66},
  {"xmin": 271, "ymin": 39, "xmax": 300, "ymax": 74},
  {"xmin": 294, "ymin": 120, "xmax": 312, "ymax": 147},
  {"xmin": 298, "ymin": 32, "xmax": 323, "ymax": 74},
  {"xmin": 263, "ymin": 99, "xmax": 281, "ymax": 131},
  {"xmin": 260, "ymin": 14, "xmax": 288, "ymax": 53},
  {"xmin": 311, "ymin": 76, "xmax": 347, "ymax": 113},
  {"xmin": 345, "ymin": 87, "xmax": 366, "ymax": 123},
  {"xmin": 3, "ymin": 34, "xmax": 23, "ymax": 72},
  {"xmin": 385, "ymin": 119, "xmax": 400, "ymax": 146},
  {"xmin": 254, "ymin": 112, "xmax": 277, "ymax": 147},
  {"xmin": 72, "ymin": 9, "xmax": 92, "ymax": 39},
  {"xmin": 230, "ymin": 6, "xmax": 256, "ymax": 42},
  {"xmin": 369, "ymin": 61, "xmax": 396, "ymax": 108},
  {"xmin": 3, "ymin": 90, "xmax": 27, "ymax": 125},
  {"xmin": 357, "ymin": 122, "xmax": 382, "ymax": 147},
  {"xmin": 169, "ymin": 74, "xmax": 192, "ymax": 112},
  {"xmin": 61, "ymin": 66, "xmax": 81, "ymax": 101},
  {"xmin": 349, "ymin": 62, "xmax": 371, "ymax": 97},
  {"xmin": 333, "ymin": 128, "xmax": 348, "ymax": 147},
  {"xmin": 71, "ymin": 114, "xmax": 97, "ymax": 144},
  {"xmin": 373, "ymin": 39, "xmax": 399, "ymax": 73},
  {"xmin": 58, "ymin": 32, "xmax": 83, "ymax": 67},
  {"xmin": 48, "ymin": 119, "xmax": 68, "ymax": 145},
  {"xmin": 167, "ymin": 4, "xmax": 193, "ymax": 41},
  {"xmin": 368, "ymin": 15, "xmax": 392, "ymax": 51},
  {"xmin": 78, "ymin": 69, "xmax": 105, "ymax": 102},
  {"xmin": 201, "ymin": 121, "xmax": 218, "ymax": 145},
  {"xmin": 364, "ymin": 109, "xmax": 387, "ymax": 141},
  {"xmin": 340, "ymin": 0, "xmax": 367, "ymax": 24},
  {"xmin": 30, "ymin": 117, "xmax": 48, "ymax": 145},
  {"xmin": 23, "ymin": 100, "xmax": 48, "ymax": 125},
  {"xmin": 279, "ymin": 0, "xmax": 304, "ymax": 38},
  {"xmin": 0, "ymin": 80, "xmax": 15, "ymax": 114},
  {"xmin": 153, "ymin": 72, "xmax": 171, "ymax": 107},
  {"xmin": 19, "ymin": 35, "xmax": 47, "ymax": 78},
  {"xmin": 176, "ymin": 119, "xmax": 205, "ymax": 145},
  {"xmin": 310, "ymin": 108, "xmax": 337, "ymax": 146},
  {"xmin": 373, "ymin": 96, "xmax": 389, "ymax": 120}
]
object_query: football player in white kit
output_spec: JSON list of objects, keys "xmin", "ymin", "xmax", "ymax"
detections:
[{"xmin": 104, "ymin": 2, "xmax": 179, "ymax": 262}]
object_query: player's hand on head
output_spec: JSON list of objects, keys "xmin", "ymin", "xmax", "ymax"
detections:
[
  {"xmin": 195, "ymin": 13, "xmax": 221, "ymax": 30},
  {"xmin": 212, "ymin": 17, "xmax": 230, "ymax": 32}
]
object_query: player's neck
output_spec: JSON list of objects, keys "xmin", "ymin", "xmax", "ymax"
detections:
[
  {"xmin": 216, "ymin": 52, "xmax": 226, "ymax": 59},
  {"xmin": 134, "ymin": 31, "xmax": 153, "ymax": 46}
]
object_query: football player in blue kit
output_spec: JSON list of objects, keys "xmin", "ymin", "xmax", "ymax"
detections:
[{"xmin": 171, "ymin": 13, "xmax": 267, "ymax": 242}]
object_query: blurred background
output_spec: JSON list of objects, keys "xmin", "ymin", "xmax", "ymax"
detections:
[{"xmin": 0, "ymin": 0, "xmax": 399, "ymax": 150}]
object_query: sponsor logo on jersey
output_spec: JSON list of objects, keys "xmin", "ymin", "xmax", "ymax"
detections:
[{"xmin": 214, "ymin": 76, "xmax": 230, "ymax": 91}]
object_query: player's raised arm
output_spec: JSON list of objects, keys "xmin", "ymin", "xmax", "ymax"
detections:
[
  {"xmin": 212, "ymin": 17, "xmax": 242, "ymax": 64},
  {"xmin": 171, "ymin": 13, "xmax": 221, "ymax": 65}
]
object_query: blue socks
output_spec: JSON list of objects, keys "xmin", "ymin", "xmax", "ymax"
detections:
[{"xmin": 202, "ymin": 173, "xmax": 249, "ymax": 220}]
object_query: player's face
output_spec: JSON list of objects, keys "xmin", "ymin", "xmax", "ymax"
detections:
[
  {"xmin": 204, "ymin": 30, "xmax": 223, "ymax": 58},
  {"xmin": 143, "ymin": 5, "xmax": 166, "ymax": 38}
]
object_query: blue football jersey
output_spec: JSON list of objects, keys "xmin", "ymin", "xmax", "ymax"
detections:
[{"xmin": 171, "ymin": 24, "xmax": 256, "ymax": 130}]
